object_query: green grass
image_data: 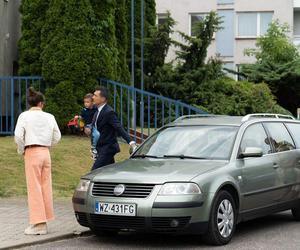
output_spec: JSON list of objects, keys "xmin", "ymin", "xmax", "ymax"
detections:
[{"xmin": 0, "ymin": 135, "xmax": 130, "ymax": 198}]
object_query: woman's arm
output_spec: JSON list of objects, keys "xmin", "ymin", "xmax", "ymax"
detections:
[
  {"xmin": 14, "ymin": 114, "xmax": 26, "ymax": 155},
  {"xmin": 52, "ymin": 116, "xmax": 61, "ymax": 145}
]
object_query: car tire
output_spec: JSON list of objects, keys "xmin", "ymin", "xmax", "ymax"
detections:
[
  {"xmin": 203, "ymin": 190, "xmax": 237, "ymax": 246},
  {"xmin": 291, "ymin": 206, "xmax": 300, "ymax": 221},
  {"xmin": 90, "ymin": 228, "xmax": 119, "ymax": 237}
]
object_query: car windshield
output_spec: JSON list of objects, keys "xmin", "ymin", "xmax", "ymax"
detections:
[{"xmin": 133, "ymin": 126, "xmax": 238, "ymax": 160}]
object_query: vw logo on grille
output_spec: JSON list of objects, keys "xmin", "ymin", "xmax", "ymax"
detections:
[{"xmin": 114, "ymin": 184, "xmax": 126, "ymax": 196}]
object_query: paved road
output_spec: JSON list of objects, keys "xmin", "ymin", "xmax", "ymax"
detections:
[{"xmin": 21, "ymin": 211, "xmax": 300, "ymax": 250}]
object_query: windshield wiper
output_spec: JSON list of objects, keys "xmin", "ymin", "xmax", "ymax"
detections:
[
  {"xmin": 132, "ymin": 154, "xmax": 159, "ymax": 159},
  {"xmin": 163, "ymin": 154, "xmax": 208, "ymax": 160}
]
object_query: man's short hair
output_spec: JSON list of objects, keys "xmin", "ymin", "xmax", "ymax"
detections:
[{"xmin": 95, "ymin": 86, "xmax": 109, "ymax": 100}]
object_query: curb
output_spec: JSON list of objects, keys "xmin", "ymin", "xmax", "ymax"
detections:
[{"xmin": 0, "ymin": 230, "xmax": 92, "ymax": 250}]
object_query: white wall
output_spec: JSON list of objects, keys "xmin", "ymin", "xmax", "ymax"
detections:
[
  {"xmin": 156, "ymin": 0, "xmax": 217, "ymax": 63},
  {"xmin": 156, "ymin": 0, "xmax": 294, "ymax": 66}
]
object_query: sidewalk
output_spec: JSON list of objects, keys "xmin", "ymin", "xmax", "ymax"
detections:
[{"xmin": 0, "ymin": 198, "xmax": 90, "ymax": 250}]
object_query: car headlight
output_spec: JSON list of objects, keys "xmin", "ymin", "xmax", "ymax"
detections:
[
  {"xmin": 76, "ymin": 179, "xmax": 90, "ymax": 192},
  {"xmin": 159, "ymin": 182, "xmax": 201, "ymax": 195}
]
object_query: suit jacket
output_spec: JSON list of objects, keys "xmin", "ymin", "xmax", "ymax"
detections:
[{"xmin": 94, "ymin": 104, "xmax": 131, "ymax": 154}]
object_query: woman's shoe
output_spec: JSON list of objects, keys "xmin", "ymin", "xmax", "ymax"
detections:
[{"xmin": 24, "ymin": 223, "xmax": 47, "ymax": 235}]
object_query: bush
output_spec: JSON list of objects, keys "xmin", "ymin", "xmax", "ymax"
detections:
[
  {"xmin": 194, "ymin": 78, "xmax": 290, "ymax": 115},
  {"xmin": 45, "ymin": 81, "xmax": 81, "ymax": 132}
]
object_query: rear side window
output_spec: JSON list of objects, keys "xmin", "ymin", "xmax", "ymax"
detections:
[
  {"xmin": 285, "ymin": 123, "xmax": 300, "ymax": 148},
  {"xmin": 264, "ymin": 123, "xmax": 295, "ymax": 152},
  {"xmin": 240, "ymin": 123, "xmax": 271, "ymax": 155}
]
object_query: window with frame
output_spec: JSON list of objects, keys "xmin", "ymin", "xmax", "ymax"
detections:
[
  {"xmin": 190, "ymin": 13, "xmax": 207, "ymax": 36},
  {"xmin": 284, "ymin": 123, "xmax": 300, "ymax": 148},
  {"xmin": 240, "ymin": 123, "xmax": 272, "ymax": 156},
  {"xmin": 157, "ymin": 13, "xmax": 168, "ymax": 27},
  {"xmin": 237, "ymin": 12, "xmax": 273, "ymax": 37},
  {"xmin": 264, "ymin": 123, "xmax": 296, "ymax": 152}
]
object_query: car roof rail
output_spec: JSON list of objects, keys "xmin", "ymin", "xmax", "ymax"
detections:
[
  {"xmin": 174, "ymin": 114, "xmax": 227, "ymax": 122},
  {"xmin": 241, "ymin": 113, "xmax": 296, "ymax": 122}
]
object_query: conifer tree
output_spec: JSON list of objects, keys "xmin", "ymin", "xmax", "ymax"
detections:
[{"xmin": 18, "ymin": 0, "xmax": 49, "ymax": 75}]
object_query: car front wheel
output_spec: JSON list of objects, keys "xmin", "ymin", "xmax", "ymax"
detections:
[
  {"xmin": 203, "ymin": 190, "xmax": 237, "ymax": 245},
  {"xmin": 90, "ymin": 228, "xmax": 119, "ymax": 237},
  {"xmin": 291, "ymin": 205, "xmax": 300, "ymax": 221}
]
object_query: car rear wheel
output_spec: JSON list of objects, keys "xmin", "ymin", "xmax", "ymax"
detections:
[{"xmin": 203, "ymin": 190, "xmax": 237, "ymax": 245}]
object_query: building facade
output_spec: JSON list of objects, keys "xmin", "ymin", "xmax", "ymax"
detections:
[
  {"xmin": 156, "ymin": 0, "xmax": 297, "ymax": 73},
  {"xmin": 0, "ymin": 0, "xmax": 21, "ymax": 76}
]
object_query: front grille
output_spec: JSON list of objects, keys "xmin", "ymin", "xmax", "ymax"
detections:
[
  {"xmin": 151, "ymin": 217, "xmax": 191, "ymax": 232},
  {"xmin": 90, "ymin": 214, "xmax": 146, "ymax": 229},
  {"xmin": 92, "ymin": 182, "xmax": 155, "ymax": 198},
  {"xmin": 75, "ymin": 212, "xmax": 89, "ymax": 227}
]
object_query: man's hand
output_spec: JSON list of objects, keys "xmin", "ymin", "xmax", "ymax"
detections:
[{"xmin": 129, "ymin": 141, "xmax": 138, "ymax": 154}]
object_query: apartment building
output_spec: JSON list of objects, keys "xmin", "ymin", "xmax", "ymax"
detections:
[{"xmin": 156, "ymin": 0, "xmax": 297, "ymax": 73}]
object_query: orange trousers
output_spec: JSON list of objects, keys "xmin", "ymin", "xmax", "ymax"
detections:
[{"xmin": 24, "ymin": 147, "xmax": 54, "ymax": 225}]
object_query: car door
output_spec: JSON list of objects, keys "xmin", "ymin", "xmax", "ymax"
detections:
[
  {"xmin": 264, "ymin": 122, "xmax": 297, "ymax": 203},
  {"xmin": 285, "ymin": 122, "xmax": 300, "ymax": 201},
  {"xmin": 238, "ymin": 123, "xmax": 279, "ymax": 212}
]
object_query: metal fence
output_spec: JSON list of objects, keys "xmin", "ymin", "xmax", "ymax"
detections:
[
  {"xmin": 0, "ymin": 76, "xmax": 43, "ymax": 135},
  {"xmin": 100, "ymin": 79, "xmax": 206, "ymax": 141},
  {"xmin": 0, "ymin": 76, "xmax": 206, "ymax": 139}
]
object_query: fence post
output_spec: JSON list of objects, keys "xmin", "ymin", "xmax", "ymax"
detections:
[
  {"xmin": 0, "ymin": 78, "xmax": 2, "ymax": 133},
  {"xmin": 10, "ymin": 78, "xmax": 14, "ymax": 133},
  {"xmin": 140, "ymin": 93, "xmax": 144, "ymax": 141},
  {"xmin": 175, "ymin": 101, "xmax": 179, "ymax": 119}
]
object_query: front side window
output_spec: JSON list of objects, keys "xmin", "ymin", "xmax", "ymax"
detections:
[
  {"xmin": 264, "ymin": 123, "xmax": 296, "ymax": 152},
  {"xmin": 240, "ymin": 123, "xmax": 271, "ymax": 156},
  {"xmin": 237, "ymin": 12, "xmax": 273, "ymax": 37},
  {"xmin": 134, "ymin": 126, "xmax": 238, "ymax": 160}
]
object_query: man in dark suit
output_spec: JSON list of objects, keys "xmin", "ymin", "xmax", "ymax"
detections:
[{"xmin": 91, "ymin": 86, "xmax": 136, "ymax": 170}]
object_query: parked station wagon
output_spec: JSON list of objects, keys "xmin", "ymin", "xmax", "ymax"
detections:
[{"xmin": 72, "ymin": 113, "xmax": 300, "ymax": 245}]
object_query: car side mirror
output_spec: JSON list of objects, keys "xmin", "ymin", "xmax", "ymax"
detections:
[{"xmin": 240, "ymin": 147, "xmax": 263, "ymax": 158}]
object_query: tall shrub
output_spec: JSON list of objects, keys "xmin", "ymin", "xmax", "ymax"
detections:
[
  {"xmin": 41, "ymin": 0, "xmax": 101, "ymax": 128},
  {"xmin": 90, "ymin": 0, "xmax": 118, "ymax": 80},
  {"xmin": 18, "ymin": 0, "xmax": 49, "ymax": 75},
  {"xmin": 115, "ymin": 0, "xmax": 130, "ymax": 82}
]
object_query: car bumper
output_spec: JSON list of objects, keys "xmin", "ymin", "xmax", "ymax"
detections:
[{"xmin": 72, "ymin": 184, "xmax": 212, "ymax": 234}]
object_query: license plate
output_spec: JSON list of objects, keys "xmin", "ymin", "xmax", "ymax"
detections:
[{"xmin": 95, "ymin": 202, "xmax": 136, "ymax": 216}]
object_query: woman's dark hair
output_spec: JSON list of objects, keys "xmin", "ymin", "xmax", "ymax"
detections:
[{"xmin": 27, "ymin": 87, "xmax": 45, "ymax": 107}]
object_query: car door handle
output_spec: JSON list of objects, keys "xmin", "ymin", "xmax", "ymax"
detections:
[{"xmin": 273, "ymin": 163, "xmax": 279, "ymax": 169}]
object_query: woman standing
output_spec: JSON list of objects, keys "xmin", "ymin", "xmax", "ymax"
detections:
[{"xmin": 14, "ymin": 87, "xmax": 61, "ymax": 235}]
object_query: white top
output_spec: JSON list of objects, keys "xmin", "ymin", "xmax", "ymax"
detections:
[{"xmin": 14, "ymin": 108, "xmax": 61, "ymax": 154}]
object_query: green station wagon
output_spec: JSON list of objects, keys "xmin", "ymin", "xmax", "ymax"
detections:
[{"xmin": 72, "ymin": 114, "xmax": 300, "ymax": 245}]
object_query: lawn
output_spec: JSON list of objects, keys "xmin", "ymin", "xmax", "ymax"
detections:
[{"xmin": 0, "ymin": 135, "xmax": 130, "ymax": 198}]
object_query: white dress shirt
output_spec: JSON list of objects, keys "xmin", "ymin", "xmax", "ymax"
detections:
[
  {"xmin": 14, "ymin": 108, "xmax": 61, "ymax": 155},
  {"xmin": 95, "ymin": 103, "xmax": 106, "ymax": 129}
]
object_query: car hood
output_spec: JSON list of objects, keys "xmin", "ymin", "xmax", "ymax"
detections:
[{"xmin": 85, "ymin": 158, "xmax": 228, "ymax": 184}]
